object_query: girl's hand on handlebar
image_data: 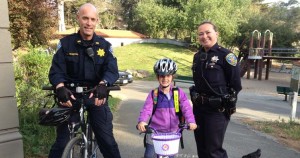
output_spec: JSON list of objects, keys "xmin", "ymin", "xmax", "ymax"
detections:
[
  {"xmin": 188, "ymin": 123, "xmax": 197, "ymax": 131},
  {"xmin": 137, "ymin": 122, "xmax": 148, "ymax": 132}
]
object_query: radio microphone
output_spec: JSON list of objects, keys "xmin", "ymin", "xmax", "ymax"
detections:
[{"xmin": 86, "ymin": 47, "xmax": 95, "ymax": 63}]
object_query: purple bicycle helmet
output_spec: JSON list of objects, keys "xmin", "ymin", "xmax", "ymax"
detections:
[{"xmin": 153, "ymin": 58, "xmax": 177, "ymax": 75}]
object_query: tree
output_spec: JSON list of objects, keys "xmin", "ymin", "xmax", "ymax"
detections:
[
  {"xmin": 121, "ymin": 0, "xmax": 140, "ymax": 29},
  {"xmin": 8, "ymin": 0, "xmax": 57, "ymax": 49},
  {"xmin": 131, "ymin": 0, "xmax": 252, "ymax": 46},
  {"xmin": 8, "ymin": 0, "xmax": 30, "ymax": 49},
  {"xmin": 132, "ymin": 0, "xmax": 180, "ymax": 38},
  {"xmin": 237, "ymin": 0, "xmax": 300, "ymax": 48},
  {"xmin": 63, "ymin": 0, "xmax": 124, "ymax": 29}
]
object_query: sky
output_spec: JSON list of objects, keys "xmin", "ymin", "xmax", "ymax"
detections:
[
  {"xmin": 263, "ymin": 0, "xmax": 288, "ymax": 2},
  {"xmin": 262, "ymin": 0, "xmax": 300, "ymax": 6},
  {"xmin": 263, "ymin": 0, "xmax": 299, "ymax": 3}
]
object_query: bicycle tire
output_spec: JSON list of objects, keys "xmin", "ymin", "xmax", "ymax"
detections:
[{"xmin": 61, "ymin": 137, "xmax": 86, "ymax": 158}]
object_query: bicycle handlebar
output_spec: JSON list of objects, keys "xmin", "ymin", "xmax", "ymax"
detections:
[
  {"xmin": 42, "ymin": 85, "xmax": 121, "ymax": 91},
  {"xmin": 42, "ymin": 86, "xmax": 55, "ymax": 91},
  {"xmin": 137, "ymin": 123, "xmax": 191, "ymax": 134}
]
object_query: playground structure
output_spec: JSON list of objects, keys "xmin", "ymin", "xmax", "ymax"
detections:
[{"xmin": 241, "ymin": 30, "xmax": 300, "ymax": 80}]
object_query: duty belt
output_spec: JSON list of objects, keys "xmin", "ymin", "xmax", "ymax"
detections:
[
  {"xmin": 198, "ymin": 95, "xmax": 210, "ymax": 104},
  {"xmin": 194, "ymin": 94, "xmax": 225, "ymax": 112}
]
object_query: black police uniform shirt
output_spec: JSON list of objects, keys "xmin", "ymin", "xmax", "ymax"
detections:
[
  {"xmin": 49, "ymin": 32, "xmax": 119, "ymax": 87},
  {"xmin": 192, "ymin": 43, "xmax": 242, "ymax": 96}
]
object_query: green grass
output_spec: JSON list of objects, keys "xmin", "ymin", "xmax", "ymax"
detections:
[
  {"xmin": 114, "ymin": 43, "xmax": 195, "ymax": 78},
  {"xmin": 243, "ymin": 119, "xmax": 300, "ymax": 151}
]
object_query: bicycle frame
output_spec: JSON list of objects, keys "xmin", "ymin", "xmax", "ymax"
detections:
[
  {"xmin": 43, "ymin": 84, "xmax": 121, "ymax": 158},
  {"xmin": 62, "ymin": 86, "xmax": 95, "ymax": 158}
]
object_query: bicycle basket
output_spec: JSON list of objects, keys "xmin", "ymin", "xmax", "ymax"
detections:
[
  {"xmin": 151, "ymin": 132, "xmax": 181, "ymax": 156},
  {"xmin": 39, "ymin": 107, "xmax": 72, "ymax": 126}
]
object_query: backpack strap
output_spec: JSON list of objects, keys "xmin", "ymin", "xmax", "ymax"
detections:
[
  {"xmin": 143, "ymin": 87, "xmax": 159, "ymax": 147},
  {"xmin": 173, "ymin": 86, "xmax": 185, "ymax": 149},
  {"xmin": 150, "ymin": 88, "xmax": 159, "ymax": 123},
  {"xmin": 173, "ymin": 87, "xmax": 184, "ymax": 122},
  {"xmin": 173, "ymin": 87, "xmax": 180, "ymax": 113}
]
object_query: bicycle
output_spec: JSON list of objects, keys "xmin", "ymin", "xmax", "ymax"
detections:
[
  {"xmin": 41, "ymin": 84, "xmax": 120, "ymax": 158},
  {"xmin": 138, "ymin": 123, "xmax": 190, "ymax": 158}
]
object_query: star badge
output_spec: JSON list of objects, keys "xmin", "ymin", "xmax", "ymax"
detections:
[
  {"xmin": 97, "ymin": 49, "xmax": 105, "ymax": 57},
  {"xmin": 211, "ymin": 56, "xmax": 219, "ymax": 63}
]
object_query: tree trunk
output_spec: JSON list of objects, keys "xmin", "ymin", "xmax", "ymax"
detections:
[{"xmin": 58, "ymin": 0, "xmax": 66, "ymax": 32}]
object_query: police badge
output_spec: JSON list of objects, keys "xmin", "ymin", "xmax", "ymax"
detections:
[{"xmin": 211, "ymin": 56, "xmax": 219, "ymax": 63}]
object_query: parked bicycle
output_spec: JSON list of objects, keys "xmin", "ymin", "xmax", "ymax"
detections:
[
  {"xmin": 40, "ymin": 84, "xmax": 120, "ymax": 158},
  {"xmin": 138, "ymin": 123, "xmax": 191, "ymax": 158}
]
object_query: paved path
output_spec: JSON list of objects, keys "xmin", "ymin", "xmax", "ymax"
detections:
[{"xmin": 109, "ymin": 71, "xmax": 300, "ymax": 158}]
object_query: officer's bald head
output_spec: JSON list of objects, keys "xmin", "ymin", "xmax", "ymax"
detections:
[
  {"xmin": 76, "ymin": 3, "xmax": 98, "ymax": 40},
  {"xmin": 77, "ymin": 3, "xmax": 97, "ymax": 16}
]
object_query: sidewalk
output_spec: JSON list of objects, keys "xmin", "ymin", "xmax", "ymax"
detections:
[
  {"xmin": 235, "ymin": 70, "xmax": 300, "ymax": 122},
  {"xmin": 109, "ymin": 71, "xmax": 300, "ymax": 158}
]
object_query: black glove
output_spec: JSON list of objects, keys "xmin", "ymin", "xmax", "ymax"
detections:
[
  {"xmin": 56, "ymin": 86, "xmax": 72, "ymax": 102},
  {"xmin": 94, "ymin": 84, "xmax": 107, "ymax": 99}
]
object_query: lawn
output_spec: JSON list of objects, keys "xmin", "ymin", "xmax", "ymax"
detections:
[{"xmin": 113, "ymin": 43, "xmax": 195, "ymax": 78}]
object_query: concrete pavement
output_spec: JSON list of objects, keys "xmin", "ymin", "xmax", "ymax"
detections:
[{"xmin": 109, "ymin": 72, "xmax": 300, "ymax": 158}]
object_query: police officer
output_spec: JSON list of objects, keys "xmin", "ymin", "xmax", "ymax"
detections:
[
  {"xmin": 191, "ymin": 21, "xmax": 242, "ymax": 158},
  {"xmin": 48, "ymin": 3, "xmax": 121, "ymax": 158}
]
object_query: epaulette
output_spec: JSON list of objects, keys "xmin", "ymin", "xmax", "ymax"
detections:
[{"xmin": 217, "ymin": 46, "xmax": 230, "ymax": 54}]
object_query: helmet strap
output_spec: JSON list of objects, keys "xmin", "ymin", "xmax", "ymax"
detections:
[{"xmin": 161, "ymin": 84, "xmax": 170, "ymax": 89}]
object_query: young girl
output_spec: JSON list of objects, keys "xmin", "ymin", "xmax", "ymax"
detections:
[{"xmin": 137, "ymin": 58, "xmax": 197, "ymax": 158}]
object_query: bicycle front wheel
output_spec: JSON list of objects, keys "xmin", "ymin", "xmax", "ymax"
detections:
[{"xmin": 61, "ymin": 137, "xmax": 86, "ymax": 158}]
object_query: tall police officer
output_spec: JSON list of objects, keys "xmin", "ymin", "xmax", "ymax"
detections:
[
  {"xmin": 191, "ymin": 21, "xmax": 242, "ymax": 158},
  {"xmin": 48, "ymin": 3, "xmax": 121, "ymax": 158}
]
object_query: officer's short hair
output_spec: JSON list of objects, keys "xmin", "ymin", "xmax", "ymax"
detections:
[{"xmin": 199, "ymin": 21, "xmax": 218, "ymax": 32}]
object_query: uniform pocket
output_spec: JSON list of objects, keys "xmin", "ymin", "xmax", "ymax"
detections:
[
  {"xmin": 94, "ymin": 56, "xmax": 105, "ymax": 75},
  {"xmin": 65, "ymin": 55, "xmax": 79, "ymax": 76},
  {"xmin": 206, "ymin": 64, "xmax": 223, "ymax": 83}
]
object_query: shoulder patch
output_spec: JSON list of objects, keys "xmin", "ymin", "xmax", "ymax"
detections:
[
  {"xmin": 109, "ymin": 46, "xmax": 113, "ymax": 54},
  {"xmin": 109, "ymin": 46, "xmax": 116, "ymax": 57},
  {"xmin": 56, "ymin": 41, "xmax": 62, "ymax": 50},
  {"xmin": 225, "ymin": 53, "xmax": 237, "ymax": 66}
]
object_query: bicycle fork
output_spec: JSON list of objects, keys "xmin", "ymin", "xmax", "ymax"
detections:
[{"xmin": 82, "ymin": 133, "xmax": 88, "ymax": 158}]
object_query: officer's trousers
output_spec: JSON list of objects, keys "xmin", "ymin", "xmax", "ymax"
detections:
[
  {"xmin": 193, "ymin": 106, "xmax": 229, "ymax": 158},
  {"xmin": 48, "ymin": 102, "xmax": 121, "ymax": 158}
]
